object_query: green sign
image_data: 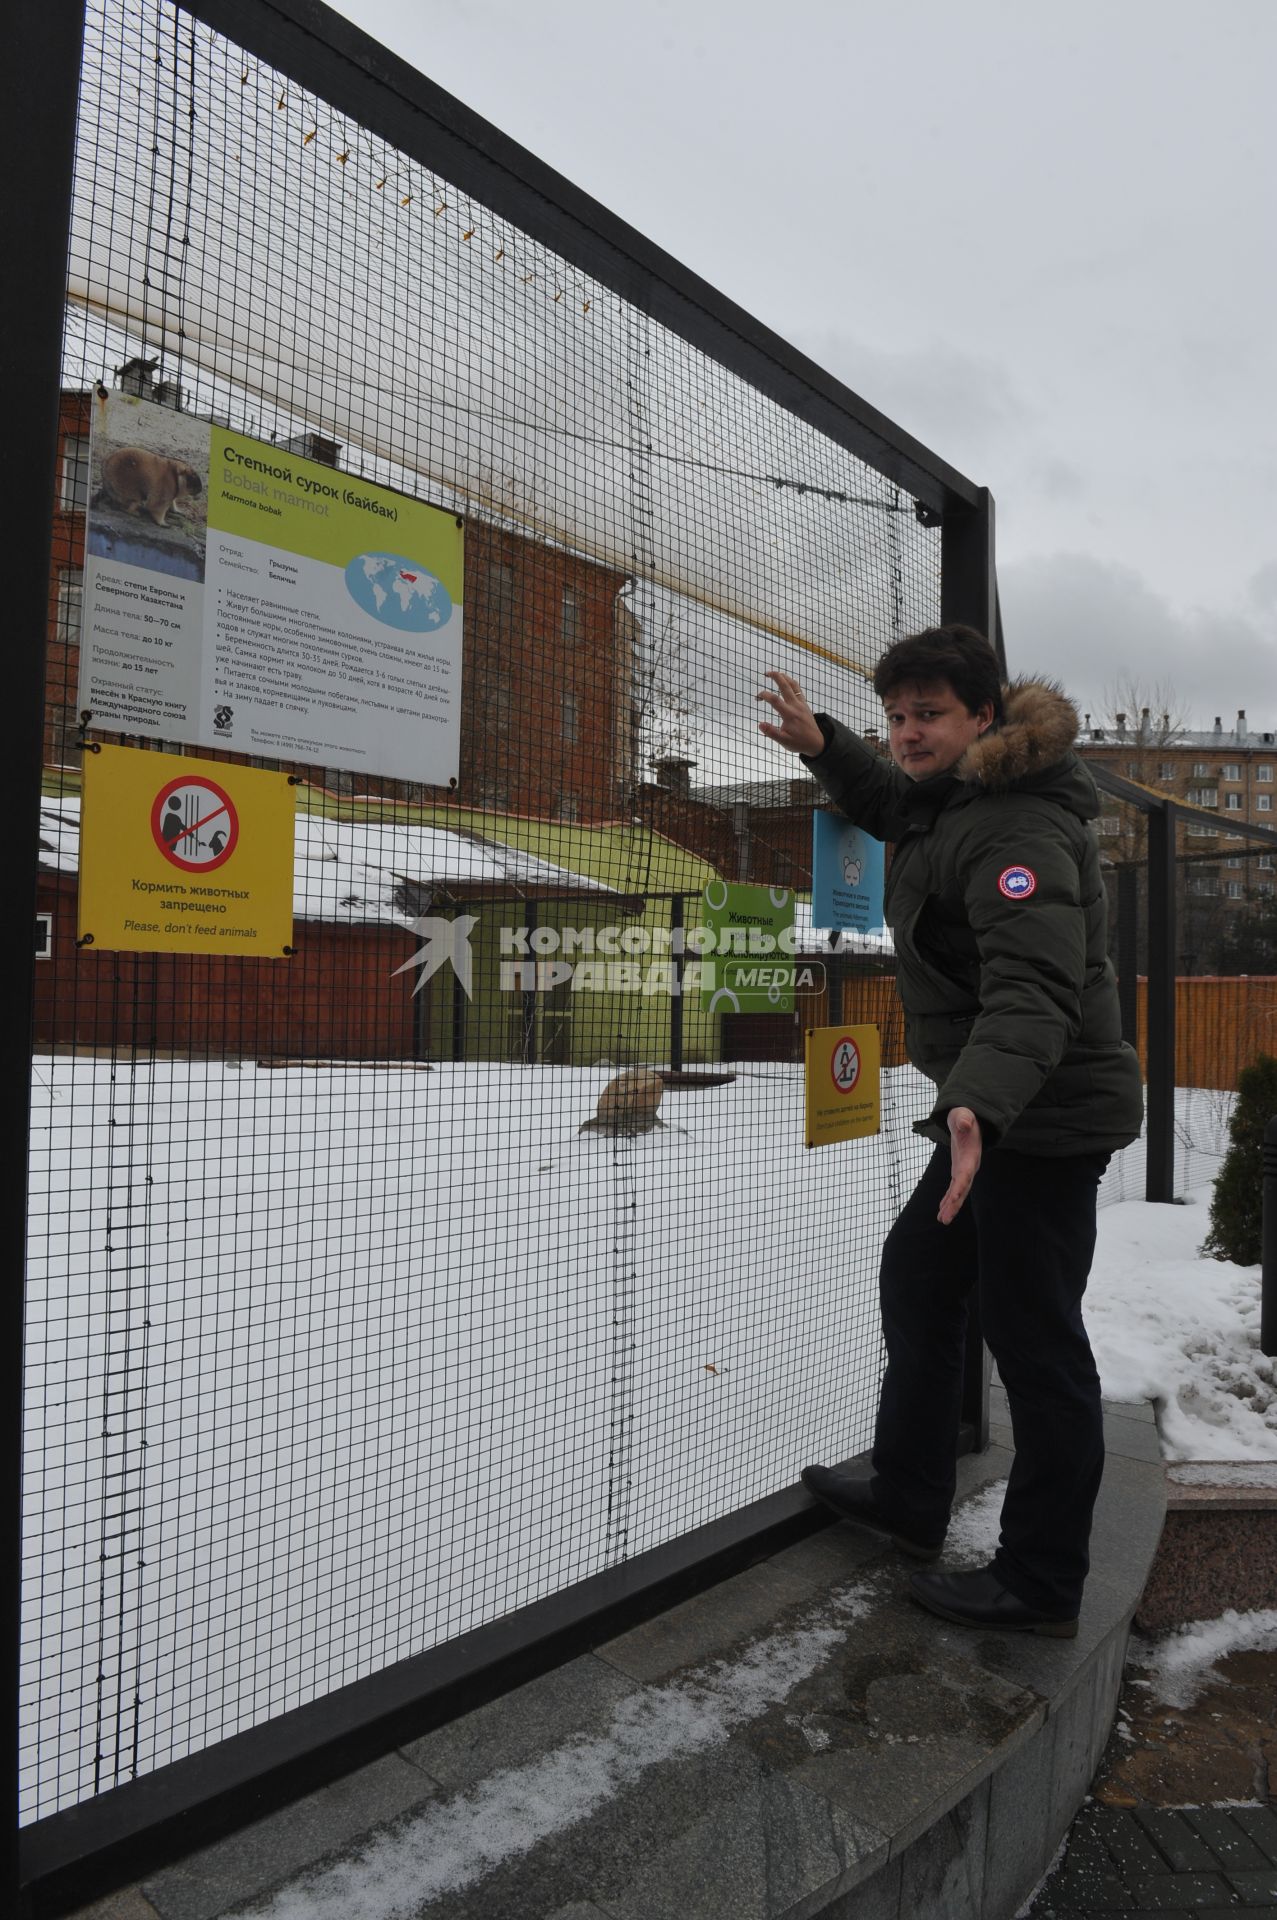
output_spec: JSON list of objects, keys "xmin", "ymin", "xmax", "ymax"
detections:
[
  {"xmin": 208, "ymin": 428, "xmax": 465, "ymax": 598},
  {"xmin": 699, "ymin": 882, "xmax": 795, "ymax": 1014}
]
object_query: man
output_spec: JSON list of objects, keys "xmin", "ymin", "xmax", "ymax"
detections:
[{"xmin": 757, "ymin": 626, "xmax": 1143, "ymax": 1637}]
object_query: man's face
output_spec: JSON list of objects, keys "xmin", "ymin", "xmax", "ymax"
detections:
[{"xmin": 882, "ymin": 679, "xmax": 995, "ymax": 781}]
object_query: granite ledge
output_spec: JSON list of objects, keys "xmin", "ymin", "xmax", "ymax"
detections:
[{"xmin": 58, "ymin": 1407, "xmax": 1166, "ymax": 1920}]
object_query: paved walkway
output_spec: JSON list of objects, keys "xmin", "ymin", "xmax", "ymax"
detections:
[
  {"xmin": 1025, "ymin": 1801, "xmax": 1277, "ymax": 1916},
  {"xmin": 1025, "ymin": 1647, "xmax": 1277, "ymax": 1917}
]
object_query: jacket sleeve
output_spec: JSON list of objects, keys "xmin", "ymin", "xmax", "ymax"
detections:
[
  {"xmin": 919, "ymin": 806, "xmax": 1087, "ymax": 1147},
  {"xmin": 801, "ymin": 716, "xmax": 913, "ymax": 841}
]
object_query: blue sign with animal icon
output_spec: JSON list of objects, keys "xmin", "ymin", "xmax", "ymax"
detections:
[{"xmin": 811, "ymin": 811, "xmax": 885, "ymax": 934}]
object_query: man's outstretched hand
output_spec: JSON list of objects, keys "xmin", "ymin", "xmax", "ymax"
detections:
[
  {"xmin": 939, "ymin": 1107, "xmax": 982, "ymax": 1224},
  {"xmin": 756, "ymin": 672, "xmax": 825, "ymax": 757}
]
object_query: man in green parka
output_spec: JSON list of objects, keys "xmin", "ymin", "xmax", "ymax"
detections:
[{"xmin": 757, "ymin": 625, "xmax": 1143, "ymax": 1637}]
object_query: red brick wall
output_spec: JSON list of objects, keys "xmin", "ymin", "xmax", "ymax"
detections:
[
  {"xmin": 443, "ymin": 524, "xmax": 632, "ymax": 823},
  {"xmin": 36, "ymin": 873, "xmax": 420, "ymax": 1059},
  {"xmin": 633, "ymin": 784, "xmax": 822, "ymax": 888}
]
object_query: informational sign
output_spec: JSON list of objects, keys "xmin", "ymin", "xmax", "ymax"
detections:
[
  {"xmin": 699, "ymin": 881, "xmax": 795, "ymax": 1014},
  {"xmin": 78, "ymin": 393, "xmax": 464, "ymax": 785},
  {"xmin": 811, "ymin": 812, "xmax": 885, "ymax": 934},
  {"xmin": 78, "ymin": 744, "xmax": 295, "ymax": 955},
  {"xmin": 804, "ymin": 1023, "xmax": 881, "ymax": 1147}
]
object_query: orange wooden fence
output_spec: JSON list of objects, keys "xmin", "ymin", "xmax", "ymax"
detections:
[{"xmin": 838, "ymin": 972, "xmax": 1277, "ymax": 1092}]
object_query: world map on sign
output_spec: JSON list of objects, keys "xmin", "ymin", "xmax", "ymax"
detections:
[{"xmin": 344, "ymin": 552, "xmax": 453, "ymax": 634}]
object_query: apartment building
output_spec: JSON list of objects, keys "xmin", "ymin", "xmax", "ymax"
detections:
[{"xmin": 1080, "ymin": 708, "xmax": 1277, "ymax": 906}]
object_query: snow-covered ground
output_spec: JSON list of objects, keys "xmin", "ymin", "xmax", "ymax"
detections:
[
  {"xmin": 20, "ymin": 1056, "xmax": 1275, "ymax": 1826},
  {"xmin": 22, "ymin": 1053, "xmax": 933, "ymax": 1822},
  {"xmin": 1087, "ymin": 1193, "xmax": 1277, "ymax": 1462}
]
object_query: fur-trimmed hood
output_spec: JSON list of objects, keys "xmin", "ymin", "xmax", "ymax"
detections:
[{"xmin": 956, "ymin": 678, "xmax": 1080, "ymax": 792}]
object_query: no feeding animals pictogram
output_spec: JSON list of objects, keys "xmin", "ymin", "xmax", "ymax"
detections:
[
  {"xmin": 151, "ymin": 775, "xmax": 240, "ymax": 873},
  {"xmin": 829, "ymin": 1035, "xmax": 862, "ymax": 1095},
  {"xmin": 804, "ymin": 1021, "xmax": 880, "ymax": 1147}
]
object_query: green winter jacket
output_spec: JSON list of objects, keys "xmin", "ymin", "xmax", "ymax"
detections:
[{"xmin": 804, "ymin": 680, "xmax": 1144, "ymax": 1156}]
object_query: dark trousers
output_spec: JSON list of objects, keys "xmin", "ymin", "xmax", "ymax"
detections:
[{"xmin": 871, "ymin": 1144, "xmax": 1110, "ymax": 1616}]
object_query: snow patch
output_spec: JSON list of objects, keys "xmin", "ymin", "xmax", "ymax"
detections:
[
  {"xmin": 1169, "ymin": 1462, "xmax": 1277, "ymax": 1488},
  {"xmin": 1086, "ymin": 1194, "xmax": 1277, "ymax": 1461},
  {"xmin": 1129, "ymin": 1609, "xmax": 1277, "ymax": 1709},
  {"xmin": 228, "ymin": 1586, "xmax": 871, "ymax": 1920},
  {"xmin": 944, "ymin": 1480, "xmax": 1007, "ymax": 1564}
]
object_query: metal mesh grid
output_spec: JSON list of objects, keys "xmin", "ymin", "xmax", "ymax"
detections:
[
  {"xmin": 1098, "ymin": 799, "xmax": 1277, "ymax": 1087},
  {"xmin": 1090, "ymin": 791, "xmax": 1277, "ymax": 1207},
  {"xmin": 23, "ymin": 0, "xmax": 942, "ymax": 1822}
]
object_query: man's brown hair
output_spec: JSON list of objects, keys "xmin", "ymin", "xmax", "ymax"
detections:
[{"xmin": 873, "ymin": 625, "xmax": 1004, "ymax": 724}]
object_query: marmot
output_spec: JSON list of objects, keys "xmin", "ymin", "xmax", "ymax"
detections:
[
  {"xmin": 579, "ymin": 1067, "xmax": 666, "ymax": 1135},
  {"xmin": 93, "ymin": 447, "xmax": 203, "ymax": 527}
]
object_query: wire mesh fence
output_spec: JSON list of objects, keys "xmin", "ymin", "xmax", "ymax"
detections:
[
  {"xmin": 23, "ymin": 0, "xmax": 961, "ymax": 1834},
  {"xmin": 1090, "ymin": 789, "xmax": 1277, "ymax": 1201},
  {"xmin": 1099, "ymin": 810, "xmax": 1277, "ymax": 1080}
]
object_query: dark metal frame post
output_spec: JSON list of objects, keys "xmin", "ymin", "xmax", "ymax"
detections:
[
  {"xmin": 1261, "ymin": 1116, "xmax": 1277, "ymax": 1358},
  {"xmin": 1115, "ymin": 863, "xmax": 1139, "ymax": 1048},
  {"xmin": 450, "ymin": 908, "xmax": 468, "ymax": 1062},
  {"xmin": 3, "ymin": 3, "xmax": 87, "ymax": 1910},
  {"xmin": 940, "ymin": 488, "xmax": 996, "ymax": 1450},
  {"xmin": 942, "ymin": 488, "xmax": 999, "ymax": 661},
  {"xmin": 1144, "ymin": 801, "xmax": 1178, "ymax": 1202},
  {"xmin": 1085, "ymin": 765, "xmax": 1277, "ymax": 1207},
  {"xmin": 668, "ymin": 894, "xmax": 684, "ymax": 1073}
]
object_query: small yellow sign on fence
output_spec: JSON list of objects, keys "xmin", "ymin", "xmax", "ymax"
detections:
[
  {"xmin": 804, "ymin": 1023, "xmax": 881, "ymax": 1147},
  {"xmin": 78, "ymin": 744, "xmax": 295, "ymax": 955}
]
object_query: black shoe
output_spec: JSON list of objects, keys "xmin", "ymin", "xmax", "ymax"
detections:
[
  {"xmin": 801, "ymin": 1465, "xmax": 944, "ymax": 1562},
  {"xmin": 908, "ymin": 1565, "xmax": 1079, "ymax": 1638}
]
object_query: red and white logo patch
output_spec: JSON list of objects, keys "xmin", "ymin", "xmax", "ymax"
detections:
[{"xmin": 997, "ymin": 865, "xmax": 1037, "ymax": 899}]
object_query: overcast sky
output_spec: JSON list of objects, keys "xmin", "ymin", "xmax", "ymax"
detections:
[{"xmin": 329, "ymin": 0, "xmax": 1275, "ymax": 729}]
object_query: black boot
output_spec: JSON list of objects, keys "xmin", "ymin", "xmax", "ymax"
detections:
[
  {"xmin": 908, "ymin": 1565, "xmax": 1079, "ymax": 1638},
  {"xmin": 801, "ymin": 1465, "xmax": 945, "ymax": 1561}
]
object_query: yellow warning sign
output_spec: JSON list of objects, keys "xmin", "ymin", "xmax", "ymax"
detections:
[
  {"xmin": 804, "ymin": 1024, "xmax": 881, "ymax": 1147},
  {"xmin": 78, "ymin": 744, "xmax": 295, "ymax": 955}
]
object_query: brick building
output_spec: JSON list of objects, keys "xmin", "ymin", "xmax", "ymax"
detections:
[
  {"xmin": 458, "ymin": 526, "xmax": 636, "ymax": 823},
  {"xmin": 639, "ymin": 730, "xmax": 894, "ymax": 893}
]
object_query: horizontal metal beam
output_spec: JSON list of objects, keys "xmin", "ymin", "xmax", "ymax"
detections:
[
  {"xmin": 180, "ymin": 0, "xmax": 981, "ymax": 517},
  {"xmin": 1087, "ymin": 764, "xmax": 1178, "ymax": 809},
  {"xmin": 1085, "ymin": 762, "xmax": 1277, "ymax": 849}
]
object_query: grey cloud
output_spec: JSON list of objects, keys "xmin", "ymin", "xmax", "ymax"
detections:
[
  {"xmin": 794, "ymin": 330, "xmax": 1030, "ymax": 474},
  {"xmin": 1030, "ymin": 460, "xmax": 1087, "ymax": 503},
  {"xmin": 999, "ymin": 551, "xmax": 1277, "ymax": 729},
  {"xmin": 1248, "ymin": 562, "xmax": 1277, "ymax": 613}
]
